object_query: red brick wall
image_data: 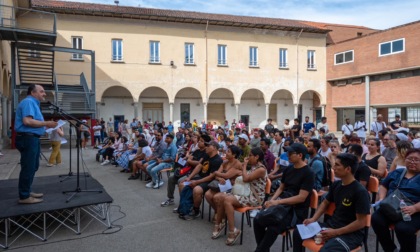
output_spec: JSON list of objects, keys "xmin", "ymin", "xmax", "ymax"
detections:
[{"xmin": 327, "ymin": 21, "xmax": 420, "ymax": 80}]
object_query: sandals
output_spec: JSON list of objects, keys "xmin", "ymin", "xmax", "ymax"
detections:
[
  {"xmin": 211, "ymin": 222, "xmax": 225, "ymax": 239},
  {"xmin": 225, "ymin": 228, "xmax": 241, "ymax": 246}
]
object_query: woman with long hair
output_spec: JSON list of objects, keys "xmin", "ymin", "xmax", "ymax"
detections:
[
  {"xmin": 389, "ymin": 140, "xmax": 413, "ymax": 172},
  {"xmin": 362, "ymin": 138, "xmax": 387, "ymax": 178},
  {"xmin": 211, "ymin": 147, "xmax": 267, "ymax": 245}
]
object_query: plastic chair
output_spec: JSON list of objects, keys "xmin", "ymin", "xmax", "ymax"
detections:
[
  {"xmin": 303, "ymin": 203, "xmax": 370, "ymax": 252},
  {"xmin": 227, "ymin": 178, "xmax": 272, "ymax": 245},
  {"xmin": 280, "ymin": 189, "xmax": 318, "ymax": 252},
  {"xmin": 367, "ymin": 176, "xmax": 379, "ymax": 204}
]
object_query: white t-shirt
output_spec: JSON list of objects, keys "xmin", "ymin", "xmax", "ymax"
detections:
[
  {"xmin": 269, "ymin": 141, "xmax": 283, "ymax": 158},
  {"xmin": 371, "ymin": 121, "xmax": 386, "ymax": 137},
  {"xmin": 341, "ymin": 124, "xmax": 354, "ymax": 135},
  {"xmin": 317, "ymin": 122, "xmax": 329, "ymax": 133},
  {"xmin": 318, "ymin": 148, "xmax": 331, "ymax": 157},
  {"xmin": 142, "ymin": 146, "xmax": 153, "ymax": 158},
  {"xmin": 93, "ymin": 125, "xmax": 102, "ymax": 136},
  {"xmin": 354, "ymin": 121, "xmax": 367, "ymax": 138}
]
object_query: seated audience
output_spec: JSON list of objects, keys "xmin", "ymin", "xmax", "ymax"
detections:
[
  {"xmin": 349, "ymin": 144, "xmax": 371, "ymax": 188},
  {"xmin": 390, "ymin": 140, "xmax": 413, "ymax": 172}
]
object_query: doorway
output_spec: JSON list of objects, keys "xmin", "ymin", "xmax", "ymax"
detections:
[
  {"xmin": 114, "ymin": 115, "xmax": 124, "ymax": 132},
  {"xmin": 240, "ymin": 115, "xmax": 249, "ymax": 131}
]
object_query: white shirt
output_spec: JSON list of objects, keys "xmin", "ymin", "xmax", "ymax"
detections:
[
  {"xmin": 354, "ymin": 121, "xmax": 367, "ymax": 138},
  {"xmin": 142, "ymin": 146, "xmax": 153, "ymax": 158},
  {"xmin": 371, "ymin": 121, "xmax": 386, "ymax": 137},
  {"xmin": 317, "ymin": 122, "xmax": 329, "ymax": 133},
  {"xmin": 93, "ymin": 125, "xmax": 102, "ymax": 136},
  {"xmin": 269, "ymin": 141, "xmax": 283, "ymax": 158},
  {"xmin": 341, "ymin": 124, "xmax": 354, "ymax": 135},
  {"xmin": 318, "ymin": 148, "xmax": 331, "ymax": 157}
]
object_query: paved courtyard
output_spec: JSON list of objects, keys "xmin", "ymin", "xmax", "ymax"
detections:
[{"xmin": 0, "ymin": 145, "xmax": 416, "ymax": 251}]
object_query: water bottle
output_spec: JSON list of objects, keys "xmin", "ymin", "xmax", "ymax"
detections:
[{"xmin": 400, "ymin": 200, "xmax": 411, "ymax": 221}]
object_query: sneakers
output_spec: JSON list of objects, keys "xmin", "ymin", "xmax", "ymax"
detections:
[
  {"xmin": 46, "ymin": 163, "xmax": 55, "ymax": 167},
  {"xmin": 153, "ymin": 181, "xmax": 164, "ymax": 189},
  {"xmin": 145, "ymin": 181, "xmax": 155, "ymax": 188},
  {"xmin": 101, "ymin": 160, "xmax": 110, "ymax": 165},
  {"xmin": 128, "ymin": 174, "xmax": 140, "ymax": 180},
  {"xmin": 183, "ymin": 209, "xmax": 201, "ymax": 220},
  {"xmin": 30, "ymin": 192, "xmax": 44, "ymax": 198},
  {"xmin": 173, "ymin": 207, "xmax": 179, "ymax": 213},
  {"xmin": 19, "ymin": 196, "xmax": 43, "ymax": 204},
  {"xmin": 161, "ymin": 198, "xmax": 175, "ymax": 207}
]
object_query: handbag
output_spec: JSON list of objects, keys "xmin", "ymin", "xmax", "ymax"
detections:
[
  {"xmin": 232, "ymin": 176, "xmax": 251, "ymax": 197},
  {"xmin": 378, "ymin": 168, "xmax": 413, "ymax": 222},
  {"xmin": 208, "ymin": 180, "xmax": 220, "ymax": 192}
]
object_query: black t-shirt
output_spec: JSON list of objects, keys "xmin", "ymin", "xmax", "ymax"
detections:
[
  {"xmin": 192, "ymin": 149, "xmax": 208, "ymax": 162},
  {"xmin": 340, "ymin": 143, "xmax": 350, "ymax": 153},
  {"xmin": 198, "ymin": 154, "xmax": 223, "ymax": 178},
  {"xmin": 265, "ymin": 124, "xmax": 274, "ymax": 133},
  {"xmin": 389, "ymin": 120, "xmax": 401, "ymax": 130},
  {"xmin": 291, "ymin": 124, "xmax": 301, "ymax": 138},
  {"xmin": 325, "ymin": 180, "xmax": 370, "ymax": 236},
  {"xmin": 354, "ymin": 162, "xmax": 371, "ymax": 188},
  {"xmin": 281, "ymin": 165, "xmax": 314, "ymax": 222}
]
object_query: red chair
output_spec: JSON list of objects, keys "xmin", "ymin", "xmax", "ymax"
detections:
[
  {"xmin": 368, "ymin": 176, "xmax": 379, "ymax": 204},
  {"xmin": 227, "ymin": 178, "xmax": 272, "ymax": 245},
  {"xmin": 303, "ymin": 203, "xmax": 370, "ymax": 252},
  {"xmin": 280, "ymin": 189, "xmax": 318, "ymax": 252}
]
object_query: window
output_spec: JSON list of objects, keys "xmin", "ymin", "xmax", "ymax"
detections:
[
  {"xmin": 249, "ymin": 47, "xmax": 258, "ymax": 67},
  {"xmin": 379, "ymin": 38, "xmax": 404, "ymax": 56},
  {"xmin": 71, "ymin": 36, "xmax": 83, "ymax": 60},
  {"xmin": 279, "ymin": 48, "xmax": 288, "ymax": 68},
  {"xmin": 218, "ymin": 45, "xmax": 227, "ymax": 66},
  {"xmin": 334, "ymin": 50, "xmax": 354, "ymax": 65},
  {"xmin": 149, "ymin": 41, "xmax": 160, "ymax": 63},
  {"xmin": 111, "ymin": 39, "xmax": 123, "ymax": 61},
  {"xmin": 185, "ymin": 43, "xmax": 194, "ymax": 64},
  {"xmin": 307, "ymin": 50, "xmax": 316, "ymax": 69}
]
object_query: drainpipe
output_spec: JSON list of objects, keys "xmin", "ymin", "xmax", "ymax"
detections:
[
  {"xmin": 204, "ymin": 20, "xmax": 209, "ymax": 122},
  {"xmin": 294, "ymin": 29, "xmax": 303, "ymax": 118},
  {"xmin": 365, "ymin": 75, "xmax": 370, "ymax": 131}
]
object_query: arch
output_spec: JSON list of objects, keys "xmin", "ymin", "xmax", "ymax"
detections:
[
  {"xmin": 207, "ymin": 88, "xmax": 235, "ymax": 126},
  {"xmin": 174, "ymin": 87, "xmax": 203, "ymax": 127},
  {"xmin": 208, "ymin": 88, "xmax": 235, "ymax": 102},
  {"xmin": 139, "ymin": 86, "xmax": 169, "ymax": 100},
  {"xmin": 299, "ymin": 90, "xmax": 322, "ymax": 107},
  {"xmin": 239, "ymin": 88, "xmax": 267, "ymax": 129},
  {"xmin": 269, "ymin": 89, "xmax": 295, "ymax": 104},
  {"xmin": 139, "ymin": 86, "xmax": 169, "ymax": 124},
  {"xmin": 269, "ymin": 89, "xmax": 295, "ymax": 127},
  {"xmin": 239, "ymin": 88, "xmax": 266, "ymax": 105},
  {"xmin": 299, "ymin": 90, "xmax": 323, "ymax": 123},
  {"xmin": 174, "ymin": 87, "xmax": 203, "ymax": 101},
  {"xmin": 99, "ymin": 85, "xmax": 135, "ymax": 102}
]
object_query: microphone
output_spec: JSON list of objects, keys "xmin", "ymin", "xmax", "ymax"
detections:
[{"xmin": 46, "ymin": 101, "xmax": 60, "ymax": 111}]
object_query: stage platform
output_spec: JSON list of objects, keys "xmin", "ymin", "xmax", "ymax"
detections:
[{"xmin": 0, "ymin": 175, "xmax": 113, "ymax": 249}]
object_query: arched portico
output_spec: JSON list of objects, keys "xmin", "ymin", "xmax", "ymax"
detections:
[
  {"xmin": 138, "ymin": 87, "xmax": 169, "ymax": 125},
  {"xmin": 269, "ymin": 89, "xmax": 295, "ymax": 128},
  {"xmin": 299, "ymin": 90, "xmax": 323, "ymax": 125},
  {"xmin": 207, "ymin": 88, "xmax": 235, "ymax": 126},
  {"xmin": 99, "ymin": 86, "xmax": 135, "ymax": 128},
  {"xmin": 239, "ymin": 88, "xmax": 266, "ymax": 129},
  {"xmin": 174, "ymin": 87, "xmax": 203, "ymax": 128}
]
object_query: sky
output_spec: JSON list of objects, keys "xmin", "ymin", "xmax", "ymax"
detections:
[{"xmin": 64, "ymin": 0, "xmax": 420, "ymax": 30}]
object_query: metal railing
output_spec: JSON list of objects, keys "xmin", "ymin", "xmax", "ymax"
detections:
[
  {"xmin": 0, "ymin": 4, "xmax": 56, "ymax": 34},
  {"xmin": 80, "ymin": 72, "xmax": 93, "ymax": 109}
]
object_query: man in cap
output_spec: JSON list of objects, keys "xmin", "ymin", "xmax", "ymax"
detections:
[
  {"xmin": 237, "ymin": 133, "xmax": 250, "ymax": 162},
  {"xmin": 389, "ymin": 114, "xmax": 402, "ymax": 131}
]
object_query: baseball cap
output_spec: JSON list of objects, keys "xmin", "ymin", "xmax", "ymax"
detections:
[
  {"xmin": 238, "ymin": 133, "xmax": 249, "ymax": 141},
  {"xmin": 205, "ymin": 140, "xmax": 220, "ymax": 149},
  {"xmin": 412, "ymin": 139, "xmax": 420, "ymax": 148},
  {"xmin": 395, "ymin": 114, "xmax": 400, "ymax": 117},
  {"xmin": 284, "ymin": 143, "xmax": 308, "ymax": 156},
  {"xmin": 396, "ymin": 133, "xmax": 408, "ymax": 141},
  {"xmin": 82, "ymin": 119, "xmax": 87, "ymax": 123}
]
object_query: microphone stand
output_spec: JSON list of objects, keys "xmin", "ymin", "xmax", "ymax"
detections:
[{"xmin": 47, "ymin": 102, "xmax": 102, "ymax": 202}]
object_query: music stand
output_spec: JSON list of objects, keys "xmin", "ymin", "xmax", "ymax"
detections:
[{"xmin": 48, "ymin": 102, "xmax": 102, "ymax": 202}]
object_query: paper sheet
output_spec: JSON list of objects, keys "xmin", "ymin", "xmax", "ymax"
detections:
[
  {"xmin": 296, "ymin": 222, "xmax": 322, "ymax": 240},
  {"xmin": 60, "ymin": 137, "xmax": 67, "ymax": 144},
  {"xmin": 218, "ymin": 179, "xmax": 232, "ymax": 193},
  {"xmin": 177, "ymin": 157, "xmax": 187, "ymax": 166},
  {"xmin": 46, "ymin": 119, "xmax": 66, "ymax": 134}
]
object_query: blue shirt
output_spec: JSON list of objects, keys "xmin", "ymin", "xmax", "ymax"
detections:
[
  {"xmin": 15, "ymin": 96, "xmax": 45, "ymax": 136},
  {"xmin": 303, "ymin": 122, "xmax": 315, "ymax": 133},
  {"xmin": 308, "ymin": 154, "xmax": 324, "ymax": 192},
  {"xmin": 161, "ymin": 142, "xmax": 177, "ymax": 163},
  {"xmin": 382, "ymin": 169, "xmax": 420, "ymax": 203},
  {"xmin": 167, "ymin": 124, "xmax": 174, "ymax": 133}
]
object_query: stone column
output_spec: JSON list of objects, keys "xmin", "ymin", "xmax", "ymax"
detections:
[
  {"xmin": 265, "ymin": 103, "xmax": 269, "ymax": 120},
  {"xmin": 321, "ymin": 105, "xmax": 326, "ymax": 117},
  {"xmin": 235, "ymin": 103, "xmax": 240, "ymax": 121},
  {"xmin": 95, "ymin": 102, "xmax": 101, "ymax": 118},
  {"xmin": 1, "ymin": 97, "xmax": 7, "ymax": 137},
  {"xmin": 133, "ymin": 102, "xmax": 139, "ymax": 119},
  {"xmin": 203, "ymin": 103, "xmax": 207, "ymax": 122},
  {"xmin": 169, "ymin": 103, "xmax": 174, "ymax": 123},
  {"xmin": 294, "ymin": 104, "xmax": 299, "ymax": 118}
]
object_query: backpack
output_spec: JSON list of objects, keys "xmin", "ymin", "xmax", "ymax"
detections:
[
  {"xmin": 309, "ymin": 155, "xmax": 332, "ymax": 187},
  {"xmin": 178, "ymin": 186, "xmax": 194, "ymax": 216}
]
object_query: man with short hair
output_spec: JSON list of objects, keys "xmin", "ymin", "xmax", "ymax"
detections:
[
  {"xmin": 302, "ymin": 116, "xmax": 315, "ymax": 134},
  {"xmin": 137, "ymin": 131, "xmax": 166, "ymax": 180},
  {"xmin": 223, "ymin": 120, "xmax": 230, "ymax": 135},
  {"xmin": 145, "ymin": 134, "xmax": 177, "ymax": 189},
  {"xmin": 354, "ymin": 116, "xmax": 367, "ymax": 144},
  {"xmin": 175, "ymin": 127, "xmax": 185, "ymax": 148},
  {"xmin": 181, "ymin": 140, "xmax": 223, "ymax": 220},
  {"xmin": 265, "ymin": 118, "xmax": 275, "ymax": 134},
  {"xmin": 341, "ymin": 118, "xmax": 354, "ymax": 136},
  {"xmin": 250, "ymin": 129, "xmax": 262, "ymax": 148},
  {"xmin": 231, "ymin": 119, "xmax": 237, "ymax": 130},
  {"xmin": 293, "ymin": 153, "xmax": 371, "ymax": 252},
  {"xmin": 260, "ymin": 138, "xmax": 275, "ymax": 173},
  {"xmin": 349, "ymin": 144, "xmax": 371, "ymax": 188},
  {"xmin": 381, "ymin": 133, "xmax": 397, "ymax": 170},
  {"xmin": 307, "ymin": 139, "xmax": 324, "ymax": 192},
  {"xmin": 388, "ymin": 114, "xmax": 402, "ymax": 130},
  {"xmin": 371, "ymin": 114, "xmax": 387, "ymax": 138},
  {"xmin": 100, "ymin": 117, "xmax": 106, "ymax": 142},
  {"xmin": 15, "ymin": 84, "xmax": 58, "ymax": 204},
  {"xmin": 107, "ymin": 117, "xmax": 113, "ymax": 134},
  {"xmin": 237, "ymin": 133, "xmax": 251, "ymax": 162},
  {"xmin": 92, "ymin": 120, "xmax": 102, "ymax": 148},
  {"xmin": 269, "ymin": 131, "xmax": 284, "ymax": 158},
  {"xmin": 317, "ymin": 117, "xmax": 329, "ymax": 134}
]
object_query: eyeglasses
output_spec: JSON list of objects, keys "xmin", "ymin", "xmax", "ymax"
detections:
[{"xmin": 405, "ymin": 158, "xmax": 420, "ymax": 164}]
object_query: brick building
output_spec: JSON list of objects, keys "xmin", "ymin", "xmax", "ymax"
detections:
[{"xmin": 326, "ymin": 20, "xmax": 420, "ymax": 131}]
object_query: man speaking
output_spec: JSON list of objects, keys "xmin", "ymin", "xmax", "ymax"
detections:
[{"xmin": 15, "ymin": 84, "xmax": 57, "ymax": 204}]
